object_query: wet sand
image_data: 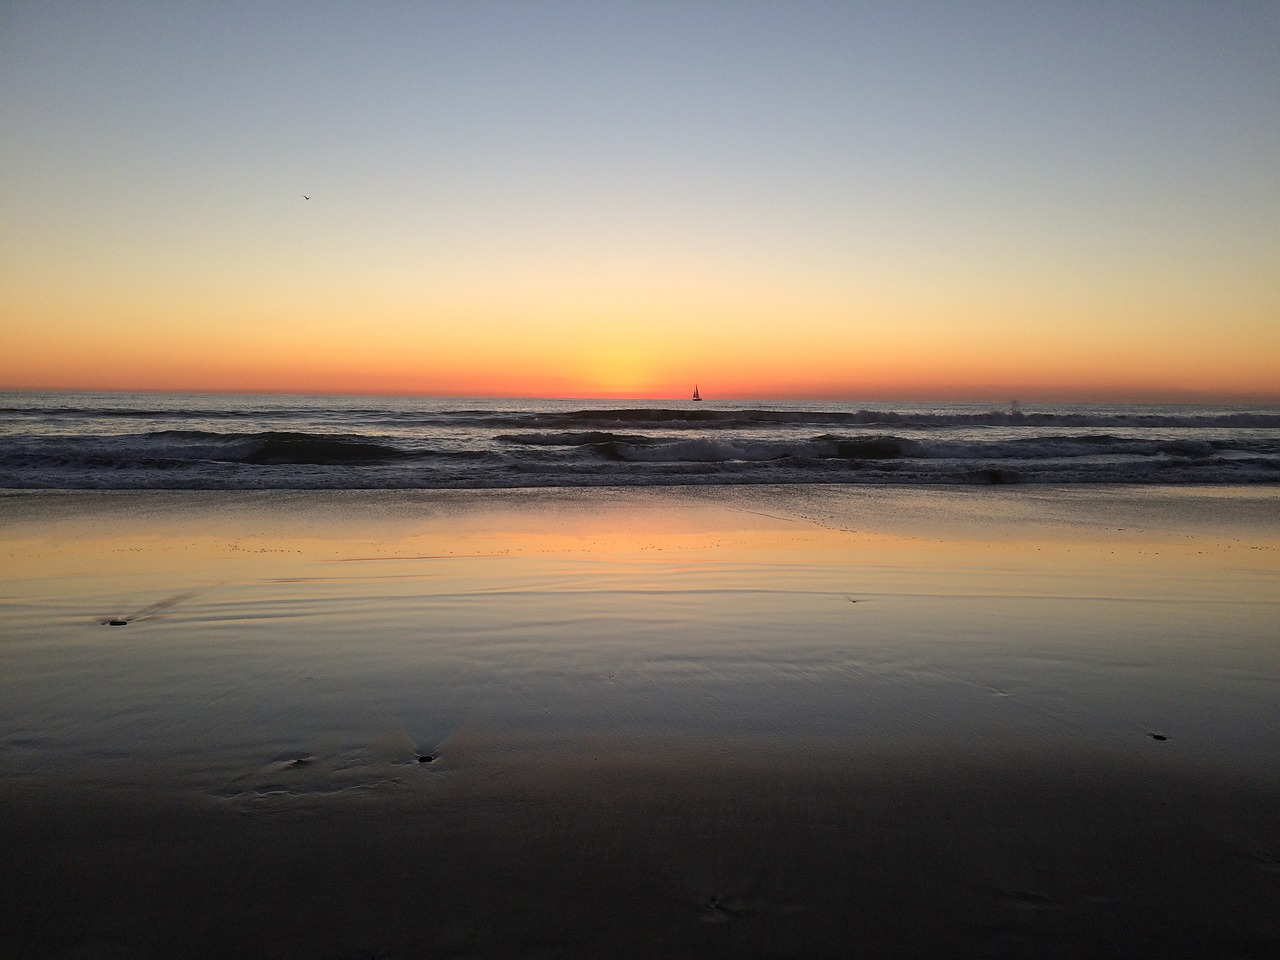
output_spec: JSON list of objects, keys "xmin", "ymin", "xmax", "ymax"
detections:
[{"xmin": 2, "ymin": 486, "xmax": 1278, "ymax": 958}]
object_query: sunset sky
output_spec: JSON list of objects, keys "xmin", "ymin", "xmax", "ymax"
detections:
[{"xmin": 3, "ymin": 1, "xmax": 1278, "ymax": 401}]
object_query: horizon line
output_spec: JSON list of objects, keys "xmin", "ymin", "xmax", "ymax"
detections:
[{"xmin": 3, "ymin": 385, "xmax": 1279, "ymax": 406}]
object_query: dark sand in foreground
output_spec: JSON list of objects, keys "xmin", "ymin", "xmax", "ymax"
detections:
[{"xmin": 2, "ymin": 486, "xmax": 1278, "ymax": 958}]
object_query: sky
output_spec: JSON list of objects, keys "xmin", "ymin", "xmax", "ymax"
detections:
[{"xmin": 2, "ymin": 1, "xmax": 1278, "ymax": 401}]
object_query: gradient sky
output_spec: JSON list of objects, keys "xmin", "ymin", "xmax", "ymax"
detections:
[{"xmin": 3, "ymin": 1, "xmax": 1278, "ymax": 400}]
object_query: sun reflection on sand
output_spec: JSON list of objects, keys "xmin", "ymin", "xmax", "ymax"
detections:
[{"xmin": 2, "ymin": 487, "xmax": 1278, "ymax": 956}]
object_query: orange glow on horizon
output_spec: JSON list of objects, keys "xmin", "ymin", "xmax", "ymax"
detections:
[
  {"xmin": 4, "ymin": 288, "xmax": 1278, "ymax": 403},
  {"xmin": 4, "ymin": 357, "xmax": 1278, "ymax": 404}
]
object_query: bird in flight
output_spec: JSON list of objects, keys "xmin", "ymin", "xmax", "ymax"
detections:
[{"xmin": 303, "ymin": 195, "xmax": 311, "ymax": 200}]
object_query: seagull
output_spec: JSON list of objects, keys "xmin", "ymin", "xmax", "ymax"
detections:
[{"xmin": 303, "ymin": 195, "xmax": 311, "ymax": 200}]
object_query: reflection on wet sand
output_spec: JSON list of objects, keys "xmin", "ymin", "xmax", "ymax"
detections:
[{"xmin": 1, "ymin": 486, "xmax": 1277, "ymax": 957}]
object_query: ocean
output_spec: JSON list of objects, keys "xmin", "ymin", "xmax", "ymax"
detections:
[{"xmin": 2, "ymin": 391, "xmax": 1278, "ymax": 489}]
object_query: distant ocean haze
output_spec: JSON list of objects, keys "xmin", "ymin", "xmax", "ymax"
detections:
[{"xmin": 0, "ymin": 393, "xmax": 1277, "ymax": 489}]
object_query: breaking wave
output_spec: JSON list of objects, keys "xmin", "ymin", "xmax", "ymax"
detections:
[
  {"xmin": 2, "ymin": 430, "xmax": 414, "ymax": 470},
  {"xmin": 2, "ymin": 394, "xmax": 1277, "ymax": 489}
]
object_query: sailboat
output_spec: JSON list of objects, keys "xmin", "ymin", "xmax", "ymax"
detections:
[{"xmin": 692, "ymin": 385, "xmax": 702, "ymax": 401}]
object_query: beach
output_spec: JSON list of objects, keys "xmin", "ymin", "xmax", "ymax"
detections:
[{"xmin": 2, "ymin": 485, "xmax": 1278, "ymax": 958}]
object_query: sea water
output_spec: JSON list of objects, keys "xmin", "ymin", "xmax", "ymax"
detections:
[{"xmin": 1, "ymin": 392, "xmax": 1277, "ymax": 488}]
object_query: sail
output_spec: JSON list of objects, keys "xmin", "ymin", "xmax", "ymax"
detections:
[{"xmin": 692, "ymin": 385, "xmax": 701, "ymax": 401}]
